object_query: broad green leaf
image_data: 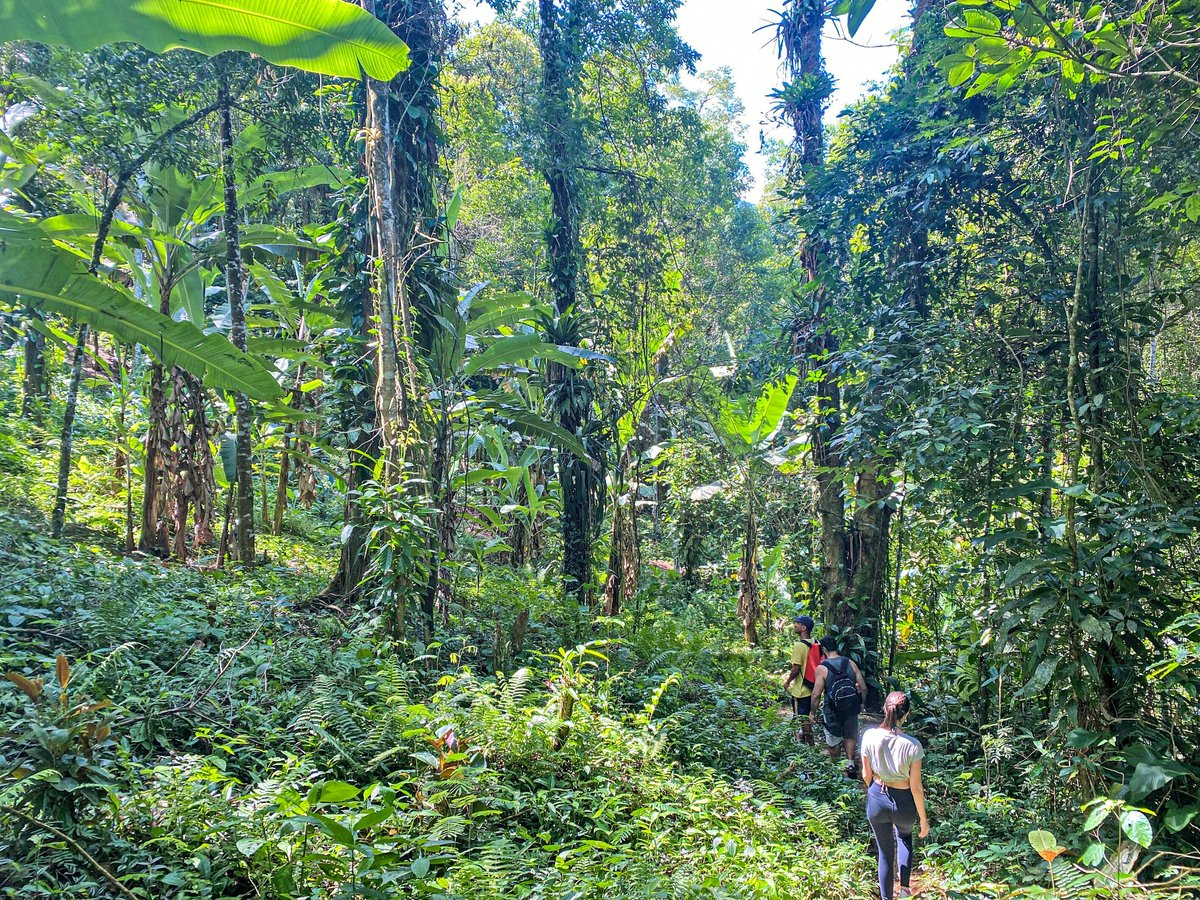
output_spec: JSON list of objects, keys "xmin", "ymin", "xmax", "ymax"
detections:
[
  {"xmin": 748, "ymin": 374, "xmax": 797, "ymax": 443},
  {"xmin": 1028, "ymin": 830, "xmax": 1056, "ymax": 853},
  {"xmin": 1080, "ymin": 842, "xmax": 1105, "ymax": 865},
  {"xmin": 235, "ymin": 837, "xmax": 265, "ymax": 857},
  {"xmin": 486, "ymin": 401, "xmax": 592, "ymax": 464},
  {"xmin": 1127, "ymin": 761, "xmax": 1177, "ymax": 802},
  {"xmin": 948, "ymin": 59, "xmax": 977, "ymax": 87},
  {"xmin": 847, "ymin": 0, "xmax": 877, "ymax": 36},
  {"xmin": 1017, "ymin": 658, "xmax": 1057, "ymax": 697},
  {"xmin": 446, "ymin": 185, "xmax": 464, "ymax": 230},
  {"xmin": 1185, "ymin": 193, "xmax": 1200, "ymax": 223},
  {"xmin": 468, "ymin": 299, "xmax": 549, "ymax": 337},
  {"xmin": 1082, "ymin": 804, "xmax": 1110, "ymax": 831},
  {"xmin": 242, "ymin": 165, "xmax": 351, "ymax": 207},
  {"xmin": 1002, "ymin": 557, "xmax": 1042, "ymax": 588},
  {"xmin": 462, "ymin": 334, "xmax": 581, "ymax": 378},
  {"xmin": 219, "ymin": 434, "xmax": 238, "ymax": 481},
  {"xmin": 1119, "ymin": 810, "xmax": 1152, "ymax": 848},
  {"xmin": 0, "ymin": 212, "xmax": 282, "ymax": 401},
  {"xmin": 0, "ymin": 0, "xmax": 411, "ymax": 81},
  {"xmin": 353, "ymin": 805, "xmax": 393, "ymax": 831},
  {"xmin": 1164, "ymin": 805, "xmax": 1199, "ymax": 833},
  {"xmin": 1079, "ymin": 615, "xmax": 1112, "ymax": 644},
  {"xmin": 963, "ymin": 9, "xmax": 1002, "ymax": 33},
  {"xmin": 1067, "ymin": 728, "xmax": 1101, "ymax": 749},
  {"xmin": 318, "ymin": 780, "xmax": 360, "ymax": 803}
]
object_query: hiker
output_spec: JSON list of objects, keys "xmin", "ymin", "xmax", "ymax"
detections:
[
  {"xmin": 808, "ymin": 635, "xmax": 866, "ymax": 776},
  {"xmin": 860, "ymin": 691, "xmax": 930, "ymax": 900},
  {"xmin": 781, "ymin": 615, "xmax": 823, "ymax": 743}
]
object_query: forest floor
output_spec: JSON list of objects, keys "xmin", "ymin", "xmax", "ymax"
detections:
[
  {"xmin": 0, "ymin": 417, "xmax": 1190, "ymax": 898},
  {"xmin": 0, "ymin": 503, "xmax": 1057, "ymax": 899}
]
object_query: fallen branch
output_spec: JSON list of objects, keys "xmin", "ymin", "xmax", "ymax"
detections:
[
  {"xmin": 116, "ymin": 624, "xmax": 263, "ymax": 727},
  {"xmin": 2, "ymin": 805, "xmax": 138, "ymax": 899}
]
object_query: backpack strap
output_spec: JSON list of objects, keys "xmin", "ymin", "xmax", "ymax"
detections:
[{"xmin": 822, "ymin": 656, "xmax": 849, "ymax": 676}]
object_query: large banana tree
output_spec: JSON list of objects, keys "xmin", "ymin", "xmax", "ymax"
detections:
[
  {"xmin": 29, "ymin": 158, "xmax": 340, "ymax": 557},
  {"xmin": 706, "ymin": 374, "xmax": 798, "ymax": 645},
  {"xmin": 0, "ymin": 0, "xmax": 407, "ymax": 545}
]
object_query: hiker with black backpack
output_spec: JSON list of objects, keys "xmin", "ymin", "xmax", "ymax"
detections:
[{"xmin": 809, "ymin": 635, "xmax": 867, "ymax": 777}]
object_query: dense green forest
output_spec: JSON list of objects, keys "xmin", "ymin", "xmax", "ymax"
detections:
[{"xmin": 1, "ymin": 0, "xmax": 1199, "ymax": 896}]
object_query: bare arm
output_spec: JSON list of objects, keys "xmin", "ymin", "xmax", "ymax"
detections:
[
  {"xmin": 910, "ymin": 758, "xmax": 929, "ymax": 837},
  {"xmin": 861, "ymin": 747, "xmax": 874, "ymax": 788},
  {"xmin": 809, "ymin": 667, "xmax": 827, "ymax": 714},
  {"xmin": 783, "ymin": 663, "xmax": 802, "ymax": 691}
]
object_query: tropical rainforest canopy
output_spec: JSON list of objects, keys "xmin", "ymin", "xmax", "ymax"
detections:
[{"xmin": 1, "ymin": 0, "xmax": 1198, "ymax": 897}]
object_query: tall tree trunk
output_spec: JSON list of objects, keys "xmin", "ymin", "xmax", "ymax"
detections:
[
  {"xmin": 50, "ymin": 323, "xmax": 88, "ymax": 539},
  {"xmin": 423, "ymin": 410, "xmax": 453, "ymax": 640},
  {"xmin": 363, "ymin": 64, "xmax": 408, "ymax": 465},
  {"xmin": 185, "ymin": 375, "xmax": 217, "ymax": 551},
  {"xmin": 737, "ymin": 483, "xmax": 759, "ymax": 645},
  {"xmin": 848, "ymin": 461, "xmax": 894, "ymax": 696},
  {"xmin": 778, "ymin": 2, "xmax": 851, "ymax": 628},
  {"xmin": 539, "ymin": 0, "xmax": 591, "ymax": 602},
  {"xmin": 218, "ymin": 79, "xmax": 255, "ymax": 566},
  {"xmin": 273, "ymin": 427, "xmax": 292, "ymax": 537},
  {"xmin": 604, "ymin": 473, "xmax": 639, "ymax": 617},
  {"xmin": 116, "ymin": 344, "xmax": 134, "ymax": 553},
  {"xmin": 325, "ymin": 389, "xmax": 379, "ymax": 599}
]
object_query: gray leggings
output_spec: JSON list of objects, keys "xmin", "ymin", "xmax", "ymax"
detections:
[{"xmin": 866, "ymin": 781, "xmax": 916, "ymax": 900}]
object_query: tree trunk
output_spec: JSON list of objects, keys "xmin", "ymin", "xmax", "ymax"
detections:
[
  {"xmin": 363, "ymin": 64, "xmax": 408, "ymax": 466},
  {"xmin": 848, "ymin": 461, "xmax": 894, "ymax": 703},
  {"xmin": 604, "ymin": 481, "xmax": 639, "ymax": 617},
  {"xmin": 778, "ymin": 3, "xmax": 894, "ymax": 664},
  {"xmin": 218, "ymin": 78, "xmax": 255, "ymax": 566},
  {"xmin": 50, "ymin": 323, "xmax": 88, "ymax": 539},
  {"xmin": 116, "ymin": 344, "xmax": 134, "ymax": 553},
  {"xmin": 539, "ymin": 0, "xmax": 592, "ymax": 603},
  {"xmin": 139, "ymin": 278, "xmax": 174, "ymax": 555},
  {"xmin": 737, "ymin": 482, "xmax": 759, "ymax": 646}
]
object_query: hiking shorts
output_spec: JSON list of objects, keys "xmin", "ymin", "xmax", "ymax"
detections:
[
  {"xmin": 823, "ymin": 708, "xmax": 860, "ymax": 744},
  {"xmin": 789, "ymin": 695, "xmax": 812, "ymax": 717}
]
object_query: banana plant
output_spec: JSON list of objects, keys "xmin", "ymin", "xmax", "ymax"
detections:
[
  {"xmin": 0, "ymin": 0, "xmax": 398, "ymax": 545},
  {"xmin": 0, "ymin": 209, "xmax": 281, "ymax": 400},
  {"xmin": 703, "ymin": 373, "xmax": 798, "ymax": 645},
  {"xmin": 0, "ymin": 0, "xmax": 410, "ymax": 81},
  {"xmin": 458, "ymin": 440, "xmax": 558, "ymax": 571},
  {"xmin": 25, "ymin": 160, "xmax": 337, "ymax": 557}
]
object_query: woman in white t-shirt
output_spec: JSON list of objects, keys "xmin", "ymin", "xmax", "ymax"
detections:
[{"xmin": 860, "ymin": 691, "xmax": 930, "ymax": 900}]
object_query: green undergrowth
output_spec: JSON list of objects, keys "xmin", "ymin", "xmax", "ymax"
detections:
[{"xmin": 1, "ymin": 510, "xmax": 1196, "ymax": 898}]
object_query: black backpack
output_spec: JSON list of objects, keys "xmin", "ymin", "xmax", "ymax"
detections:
[{"xmin": 823, "ymin": 657, "xmax": 861, "ymax": 716}]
